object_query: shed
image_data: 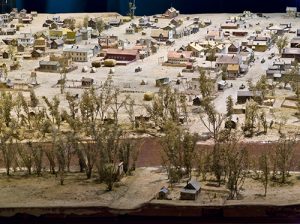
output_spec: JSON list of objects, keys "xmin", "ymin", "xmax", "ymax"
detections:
[
  {"xmin": 51, "ymin": 39, "xmax": 64, "ymax": 49},
  {"xmin": 31, "ymin": 49, "xmax": 43, "ymax": 58},
  {"xmin": 180, "ymin": 180, "xmax": 201, "ymax": 200},
  {"xmin": 237, "ymin": 91, "xmax": 262, "ymax": 104},
  {"xmin": 158, "ymin": 186, "xmax": 169, "ymax": 200}
]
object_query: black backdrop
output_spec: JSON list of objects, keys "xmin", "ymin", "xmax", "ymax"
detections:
[{"xmin": 15, "ymin": 0, "xmax": 299, "ymax": 15}]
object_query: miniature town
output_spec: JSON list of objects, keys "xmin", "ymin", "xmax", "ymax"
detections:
[{"xmin": 2, "ymin": 3, "xmax": 300, "ymax": 214}]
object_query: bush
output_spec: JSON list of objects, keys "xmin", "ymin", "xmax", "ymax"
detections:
[{"xmin": 144, "ymin": 92, "xmax": 154, "ymax": 101}]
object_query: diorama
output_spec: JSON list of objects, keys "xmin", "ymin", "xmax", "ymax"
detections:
[{"xmin": 1, "ymin": 0, "xmax": 300, "ymax": 223}]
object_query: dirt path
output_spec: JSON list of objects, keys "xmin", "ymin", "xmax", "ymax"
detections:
[{"xmin": 109, "ymin": 168, "xmax": 167, "ymax": 209}]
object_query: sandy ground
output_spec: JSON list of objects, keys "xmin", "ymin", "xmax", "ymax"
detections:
[
  {"xmin": 1, "ymin": 167, "xmax": 300, "ymax": 208},
  {"xmin": 0, "ymin": 167, "xmax": 167, "ymax": 209}
]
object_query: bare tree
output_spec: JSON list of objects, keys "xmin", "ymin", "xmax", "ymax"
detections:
[
  {"xmin": 17, "ymin": 143, "xmax": 33, "ymax": 175},
  {"xmin": 161, "ymin": 121, "xmax": 197, "ymax": 183},
  {"xmin": 244, "ymin": 99, "xmax": 259, "ymax": 137},
  {"xmin": 223, "ymin": 132, "xmax": 249, "ymax": 199},
  {"xmin": 258, "ymin": 151, "xmax": 270, "ymax": 196},
  {"xmin": 145, "ymin": 86, "xmax": 185, "ymax": 129},
  {"xmin": 274, "ymin": 136, "xmax": 296, "ymax": 183},
  {"xmin": 276, "ymin": 36, "xmax": 289, "ymax": 54}
]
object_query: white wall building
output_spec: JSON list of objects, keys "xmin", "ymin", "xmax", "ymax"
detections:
[{"xmin": 63, "ymin": 45, "xmax": 93, "ymax": 62}]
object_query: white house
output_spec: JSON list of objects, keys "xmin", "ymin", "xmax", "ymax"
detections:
[
  {"xmin": 63, "ymin": 45, "xmax": 94, "ymax": 62},
  {"xmin": 53, "ymin": 15, "xmax": 61, "ymax": 23},
  {"xmin": 17, "ymin": 32, "xmax": 34, "ymax": 46}
]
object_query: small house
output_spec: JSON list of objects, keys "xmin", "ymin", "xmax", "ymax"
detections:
[
  {"xmin": 180, "ymin": 180, "xmax": 201, "ymax": 200},
  {"xmin": 286, "ymin": 7, "xmax": 297, "ymax": 17},
  {"xmin": 282, "ymin": 48, "xmax": 300, "ymax": 61},
  {"xmin": 38, "ymin": 61, "xmax": 60, "ymax": 72},
  {"xmin": 237, "ymin": 91, "xmax": 262, "ymax": 104},
  {"xmin": 167, "ymin": 51, "xmax": 193, "ymax": 66},
  {"xmin": 163, "ymin": 7, "xmax": 180, "ymax": 19},
  {"xmin": 228, "ymin": 43, "xmax": 240, "ymax": 54},
  {"xmin": 17, "ymin": 32, "xmax": 34, "ymax": 46},
  {"xmin": 31, "ymin": 49, "xmax": 44, "ymax": 58},
  {"xmin": 22, "ymin": 15, "xmax": 33, "ymax": 24},
  {"xmin": 158, "ymin": 186, "xmax": 169, "ymax": 200},
  {"xmin": 205, "ymin": 30, "xmax": 224, "ymax": 42},
  {"xmin": 170, "ymin": 18, "xmax": 182, "ymax": 27},
  {"xmin": 65, "ymin": 31, "xmax": 82, "ymax": 44},
  {"xmin": 248, "ymin": 35, "xmax": 271, "ymax": 52},
  {"xmin": 50, "ymin": 39, "xmax": 64, "ymax": 49},
  {"xmin": 31, "ymin": 11, "xmax": 38, "ymax": 17},
  {"xmin": 227, "ymin": 64, "xmax": 240, "ymax": 78},
  {"xmin": 53, "ymin": 15, "xmax": 61, "ymax": 23},
  {"xmin": 109, "ymin": 18, "xmax": 122, "ymax": 27},
  {"xmin": 221, "ymin": 23, "xmax": 239, "ymax": 29},
  {"xmin": 34, "ymin": 37, "xmax": 47, "ymax": 51},
  {"xmin": 151, "ymin": 29, "xmax": 173, "ymax": 42},
  {"xmin": 139, "ymin": 16, "xmax": 151, "ymax": 27},
  {"xmin": 98, "ymin": 35, "xmax": 119, "ymax": 49},
  {"xmin": 126, "ymin": 26, "xmax": 135, "ymax": 34},
  {"xmin": 187, "ymin": 42, "xmax": 204, "ymax": 57},
  {"xmin": 216, "ymin": 54, "xmax": 241, "ymax": 69}
]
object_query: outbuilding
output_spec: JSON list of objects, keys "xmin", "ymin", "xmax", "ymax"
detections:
[{"xmin": 180, "ymin": 180, "xmax": 201, "ymax": 200}]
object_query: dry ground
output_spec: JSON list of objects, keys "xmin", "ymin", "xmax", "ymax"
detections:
[
  {"xmin": 1, "ymin": 167, "xmax": 300, "ymax": 208},
  {"xmin": 0, "ymin": 167, "xmax": 167, "ymax": 209}
]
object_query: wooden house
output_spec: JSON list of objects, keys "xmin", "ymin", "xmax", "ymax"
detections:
[{"xmin": 180, "ymin": 180, "xmax": 201, "ymax": 200}]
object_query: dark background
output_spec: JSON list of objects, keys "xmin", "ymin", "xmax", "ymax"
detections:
[{"xmin": 12, "ymin": 0, "xmax": 300, "ymax": 15}]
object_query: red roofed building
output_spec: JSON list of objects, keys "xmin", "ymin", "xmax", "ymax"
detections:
[{"xmin": 104, "ymin": 49, "xmax": 139, "ymax": 65}]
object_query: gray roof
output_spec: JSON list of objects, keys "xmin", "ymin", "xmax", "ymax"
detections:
[
  {"xmin": 184, "ymin": 180, "xmax": 201, "ymax": 191},
  {"xmin": 40, "ymin": 60, "xmax": 59, "ymax": 66},
  {"xmin": 216, "ymin": 55, "xmax": 241, "ymax": 64},
  {"xmin": 53, "ymin": 39, "xmax": 64, "ymax": 45},
  {"xmin": 159, "ymin": 187, "xmax": 169, "ymax": 194}
]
